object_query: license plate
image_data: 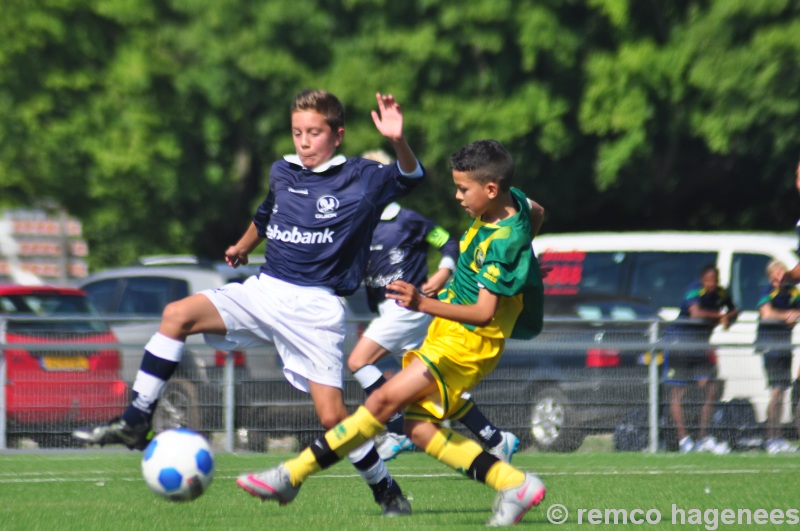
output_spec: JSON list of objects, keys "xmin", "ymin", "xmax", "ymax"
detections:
[{"xmin": 41, "ymin": 356, "xmax": 89, "ymax": 371}]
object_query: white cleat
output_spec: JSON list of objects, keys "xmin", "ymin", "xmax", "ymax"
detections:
[
  {"xmin": 488, "ymin": 431, "xmax": 520, "ymax": 463},
  {"xmin": 486, "ymin": 473, "xmax": 546, "ymax": 527}
]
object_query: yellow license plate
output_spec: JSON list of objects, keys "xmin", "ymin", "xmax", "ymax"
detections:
[{"xmin": 41, "ymin": 356, "xmax": 89, "ymax": 371}]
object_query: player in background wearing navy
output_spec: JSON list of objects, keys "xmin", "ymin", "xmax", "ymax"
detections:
[
  {"xmin": 663, "ymin": 264, "xmax": 738, "ymax": 454},
  {"xmin": 237, "ymin": 139, "xmax": 546, "ymax": 527},
  {"xmin": 756, "ymin": 260, "xmax": 799, "ymax": 453},
  {"xmin": 74, "ymin": 90, "xmax": 423, "ymax": 516},
  {"xmin": 352, "ymin": 150, "xmax": 540, "ymax": 462}
]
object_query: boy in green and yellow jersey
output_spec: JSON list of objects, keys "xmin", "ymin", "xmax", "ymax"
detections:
[{"xmin": 237, "ymin": 139, "xmax": 545, "ymax": 527}]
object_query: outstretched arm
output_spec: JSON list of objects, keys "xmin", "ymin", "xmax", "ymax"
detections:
[
  {"xmin": 386, "ymin": 280, "xmax": 498, "ymax": 327},
  {"xmin": 371, "ymin": 93, "xmax": 419, "ymax": 174},
  {"xmin": 225, "ymin": 222, "xmax": 263, "ymax": 267}
]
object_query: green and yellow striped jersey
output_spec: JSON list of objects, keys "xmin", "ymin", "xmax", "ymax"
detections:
[{"xmin": 439, "ymin": 187, "xmax": 543, "ymax": 339}]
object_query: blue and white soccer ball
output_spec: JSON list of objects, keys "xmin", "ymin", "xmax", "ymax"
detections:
[{"xmin": 141, "ymin": 428, "xmax": 215, "ymax": 502}]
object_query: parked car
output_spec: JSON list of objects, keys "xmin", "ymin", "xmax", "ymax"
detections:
[
  {"xmin": 468, "ymin": 294, "xmax": 662, "ymax": 452},
  {"xmin": 1, "ymin": 284, "xmax": 127, "ymax": 447},
  {"xmin": 77, "ymin": 257, "xmax": 374, "ymax": 449},
  {"xmin": 533, "ymin": 231, "xmax": 800, "ymax": 419}
]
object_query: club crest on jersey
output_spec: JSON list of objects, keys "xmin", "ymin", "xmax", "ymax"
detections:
[
  {"xmin": 474, "ymin": 247, "xmax": 485, "ymax": 268},
  {"xmin": 388, "ymin": 248, "xmax": 405, "ymax": 265},
  {"xmin": 316, "ymin": 195, "xmax": 339, "ymax": 219}
]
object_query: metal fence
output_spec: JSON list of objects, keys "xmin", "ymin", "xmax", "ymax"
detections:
[{"xmin": 2, "ymin": 315, "xmax": 797, "ymax": 453}]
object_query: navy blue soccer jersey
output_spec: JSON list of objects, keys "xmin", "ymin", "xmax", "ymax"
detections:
[
  {"xmin": 253, "ymin": 155, "xmax": 424, "ymax": 296},
  {"xmin": 363, "ymin": 204, "xmax": 459, "ymax": 311}
]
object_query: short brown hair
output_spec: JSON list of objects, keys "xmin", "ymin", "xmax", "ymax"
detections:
[
  {"xmin": 449, "ymin": 139, "xmax": 514, "ymax": 191},
  {"xmin": 291, "ymin": 89, "xmax": 345, "ymax": 131}
]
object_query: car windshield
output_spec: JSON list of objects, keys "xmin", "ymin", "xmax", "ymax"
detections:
[{"xmin": 1, "ymin": 293, "xmax": 108, "ymax": 333}]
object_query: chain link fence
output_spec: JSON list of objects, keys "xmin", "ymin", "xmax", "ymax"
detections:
[{"xmin": 2, "ymin": 315, "xmax": 797, "ymax": 453}]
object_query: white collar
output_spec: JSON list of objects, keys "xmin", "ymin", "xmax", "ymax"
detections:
[
  {"xmin": 380, "ymin": 202, "xmax": 401, "ymax": 221},
  {"xmin": 283, "ymin": 154, "xmax": 347, "ymax": 173}
]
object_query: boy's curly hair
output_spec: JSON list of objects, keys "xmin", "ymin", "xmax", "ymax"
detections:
[
  {"xmin": 291, "ymin": 89, "xmax": 345, "ymax": 131},
  {"xmin": 450, "ymin": 139, "xmax": 514, "ymax": 191}
]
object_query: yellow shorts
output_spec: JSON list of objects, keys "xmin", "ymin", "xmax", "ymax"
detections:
[{"xmin": 402, "ymin": 317, "xmax": 504, "ymax": 421}]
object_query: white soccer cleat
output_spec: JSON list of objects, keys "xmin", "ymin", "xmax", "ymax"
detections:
[
  {"xmin": 236, "ymin": 464, "xmax": 300, "ymax": 505},
  {"xmin": 376, "ymin": 432, "xmax": 415, "ymax": 461},
  {"xmin": 678, "ymin": 435, "xmax": 695, "ymax": 454},
  {"xmin": 487, "ymin": 473, "xmax": 546, "ymax": 527},
  {"xmin": 694, "ymin": 436, "xmax": 722, "ymax": 453},
  {"xmin": 766, "ymin": 438, "xmax": 797, "ymax": 454},
  {"xmin": 488, "ymin": 431, "xmax": 520, "ymax": 463}
]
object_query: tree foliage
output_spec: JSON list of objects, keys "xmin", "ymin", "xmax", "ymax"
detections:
[{"xmin": 1, "ymin": 0, "xmax": 799, "ymax": 270}]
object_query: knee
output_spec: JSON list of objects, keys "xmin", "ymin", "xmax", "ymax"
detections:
[
  {"xmin": 161, "ymin": 301, "xmax": 193, "ymax": 331},
  {"xmin": 316, "ymin": 404, "xmax": 348, "ymax": 430},
  {"xmin": 365, "ymin": 388, "xmax": 397, "ymax": 422},
  {"xmin": 406, "ymin": 421, "xmax": 434, "ymax": 449},
  {"xmin": 347, "ymin": 356, "xmax": 362, "ymax": 374},
  {"xmin": 317, "ymin": 412, "xmax": 344, "ymax": 430}
]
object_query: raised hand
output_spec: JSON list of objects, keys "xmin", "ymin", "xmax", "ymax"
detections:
[{"xmin": 371, "ymin": 93, "xmax": 404, "ymax": 142}]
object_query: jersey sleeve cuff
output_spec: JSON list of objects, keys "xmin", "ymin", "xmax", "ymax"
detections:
[
  {"xmin": 437, "ymin": 256, "xmax": 456, "ymax": 272},
  {"xmin": 397, "ymin": 160, "xmax": 423, "ymax": 178}
]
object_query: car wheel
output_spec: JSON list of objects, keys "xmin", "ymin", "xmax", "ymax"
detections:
[
  {"xmin": 528, "ymin": 386, "xmax": 584, "ymax": 452},
  {"xmin": 152, "ymin": 379, "xmax": 202, "ymax": 433}
]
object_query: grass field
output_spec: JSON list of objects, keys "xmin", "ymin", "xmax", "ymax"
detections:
[{"xmin": 2, "ymin": 448, "xmax": 799, "ymax": 530}]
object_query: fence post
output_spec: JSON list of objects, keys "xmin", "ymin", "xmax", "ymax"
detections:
[
  {"xmin": 224, "ymin": 350, "xmax": 235, "ymax": 453},
  {"xmin": 648, "ymin": 319, "xmax": 660, "ymax": 453}
]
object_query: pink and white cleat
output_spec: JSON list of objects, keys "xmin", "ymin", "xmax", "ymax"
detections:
[{"xmin": 486, "ymin": 472, "xmax": 546, "ymax": 526}]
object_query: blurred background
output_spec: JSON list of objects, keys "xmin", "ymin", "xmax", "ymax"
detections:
[{"xmin": 1, "ymin": 0, "xmax": 799, "ymax": 276}]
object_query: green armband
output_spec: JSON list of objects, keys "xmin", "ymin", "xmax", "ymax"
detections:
[{"xmin": 425, "ymin": 226, "xmax": 450, "ymax": 248}]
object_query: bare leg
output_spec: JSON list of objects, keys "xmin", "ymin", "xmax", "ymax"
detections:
[
  {"xmin": 670, "ymin": 386, "xmax": 688, "ymax": 441},
  {"xmin": 767, "ymin": 387, "xmax": 784, "ymax": 440},
  {"xmin": 698, "ymin": 380, "xmax": 718, "ymax": 439}
]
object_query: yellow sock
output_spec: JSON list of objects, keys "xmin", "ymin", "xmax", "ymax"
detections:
[
  {"xmin": 424, "ymin": 428, "xmax": 484, "ymax": 475},
  {"xmin": 484, "ymin": 461, "xmax": 526, "ymax": 491},
  {"xmin": 283, "ymin": 447, "xmax": 319, "ymax": 487},
  {"xmin": 284, "ymin": 406, "xmax": 384, "ymax": 485},
  {"xmin": 424, "ymin": 428, "xmax": 525, "ymax": 491}
]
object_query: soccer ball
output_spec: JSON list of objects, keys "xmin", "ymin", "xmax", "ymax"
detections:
[{"xmin": 141, "ymin": 428, "xmax": 215, "ymax": 502}]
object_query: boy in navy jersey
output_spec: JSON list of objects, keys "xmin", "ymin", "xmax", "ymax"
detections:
[
  {"xmin": 74, "ymin": 90, "xmax": 423, "ymax": 516},
  {"xmin": 351, "ymin": 151, "xmax": 540, "ymax": 463},
  {"xmin": 236, "ymin": 139, "xmax": 546, "ymax": 526}
]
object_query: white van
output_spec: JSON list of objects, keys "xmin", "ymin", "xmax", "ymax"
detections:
[{"xmin": 531, "ymin": 231, "xmax": 800, "ymax": 421}]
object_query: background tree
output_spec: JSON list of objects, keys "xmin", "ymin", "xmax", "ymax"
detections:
[{"xmin": 0, "ymin": 0, "xmax": 798, "ymax": 271}]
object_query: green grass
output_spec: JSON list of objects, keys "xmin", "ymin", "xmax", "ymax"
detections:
[{"xmin": 2, "ymin": 449, "xmax": 799, "ymax": 530}]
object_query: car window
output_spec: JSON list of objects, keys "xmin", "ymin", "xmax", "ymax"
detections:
[
  {"xmin": 540, "ymin": 251, "xmax": 629, "ymax": 296},
  {"xmin": 628, "ymin": 251, "xmax": 717, "ymax": 309},
  {"xmin": 1, "ymin": 293, "xmax": 107, "ymax": 333},
  {"xmin": 731, "ymin": 253, "xmax": 772, "ymax": 312},
  {"xmin": 118, "ymin": 277, "xmax": 190, "ymax": 315},
  {"xmin": 82, "ymin": 279, "xmax": 120, "ymax": 314},
  {"xmin": 609, "ymin": 305, "xmax": 638, "ymax": 320},
  {"xmin": 575, "ymin": 305, "xmax": 603, "ymax": 320}
]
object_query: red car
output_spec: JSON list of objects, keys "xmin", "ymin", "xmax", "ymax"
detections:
[{"xmin": 1, "ymin": 285, "xmax": 127, "ymax": 447}]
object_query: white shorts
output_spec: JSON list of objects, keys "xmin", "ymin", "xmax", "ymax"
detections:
[
  {"xmin": 201, "ymin": 274, "xmax": 346, "ymax": 392},
  {"xmin": 362, "ymin": 298, "xmax": 433, "ymax": 354}
]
